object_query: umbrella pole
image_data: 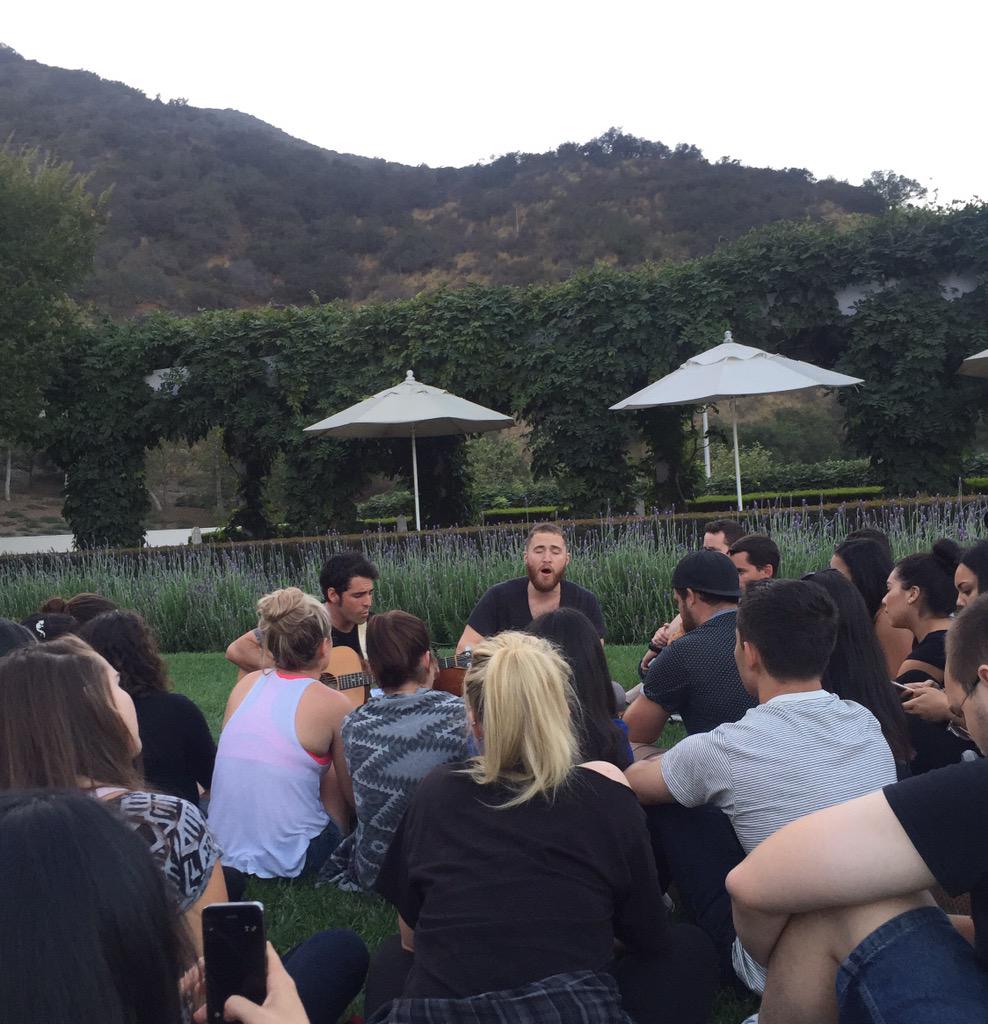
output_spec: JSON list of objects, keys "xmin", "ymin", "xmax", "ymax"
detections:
[
  {"xmin": 411, "ymin": 428, "xmax": 422, "ymax": 531},
  {"xmin": 731, "ymin": 399, "xmax": 742, "ymax": 512},
  {"xmin": 702, "ymin": 407, "xmax": 711, "ymax": 479}
]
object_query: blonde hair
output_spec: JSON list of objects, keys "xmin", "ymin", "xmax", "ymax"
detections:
[
  {"xmin": 464, "ymin": 631, "xmax": 578, "ymax": 809},
  {"xmin": 256, "ymin": 588, "xmax": 330, "ymax": 671}
]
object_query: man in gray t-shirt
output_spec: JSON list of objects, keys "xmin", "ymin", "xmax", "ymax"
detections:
[{"xmin": 627, "ymin": 579, "xmax": 898, "ymax": 994}]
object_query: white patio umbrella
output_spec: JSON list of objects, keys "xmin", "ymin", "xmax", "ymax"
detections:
[
  {"xmin": 959, "ymin": 348, "xmax": 988, "ymax": 379},
  {"xmin": 304, "ymin": 370, "xmax": 513, "ymax": 530},
  {"xmin": 610, "ymin": 331, "xmax": 864, "ymax": 511}
]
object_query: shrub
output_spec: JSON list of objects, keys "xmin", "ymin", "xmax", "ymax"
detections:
[{"xmin": 690, "ymin": 486, "xmax": 883, "ymax": 509}]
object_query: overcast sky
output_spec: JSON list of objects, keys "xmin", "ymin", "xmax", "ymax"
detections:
[{"xmin": 4, "ymin": 0, "xmax": 985, "ymax": 203}]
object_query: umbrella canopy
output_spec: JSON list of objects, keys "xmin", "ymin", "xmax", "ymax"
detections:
[
  {"xmin": 611, "ymin": 332, "xmax": 863, "ymax": 510},
  {"xmin": 305, "ymin": 370, "xmax": 513, "ymax": 529},
  {"xmin": 959, "ymin": 348, "xmax": 988, "ymax": 380}
]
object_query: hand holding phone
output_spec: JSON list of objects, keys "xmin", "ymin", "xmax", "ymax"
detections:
[{"xmin": 203, "ymin": 902, "xmax": 267, "ymax": 1022}]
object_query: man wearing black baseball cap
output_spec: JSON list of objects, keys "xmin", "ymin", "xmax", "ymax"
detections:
[{"xmin": 624, "ymin": 550, "xmax": 754, "ymax": 750}]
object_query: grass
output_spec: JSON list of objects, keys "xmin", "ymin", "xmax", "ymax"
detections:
[{"xmin": 165, "ymin": 649, "xmax": 747, "ymax": 1021}]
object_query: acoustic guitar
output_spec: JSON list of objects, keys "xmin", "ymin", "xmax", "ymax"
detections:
[{"xmin": 320, "ymin": 646, "xmax": 472, "ymax": 710}]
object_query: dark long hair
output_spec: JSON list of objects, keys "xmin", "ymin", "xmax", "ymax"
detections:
[
  {"xmin": 0, "ymin": 638, "xmax": 141, "ymax": 791},
  {"xmin": 834, "ymin": 538, "xmax": 893, "ymax": 619},
  {"xmin": 804, "ymin": 569, "xmax": 913, "ymax": 764},
  {"xmin": 0, "ymin": 790, "xmax": 190, "ymax": 1024},
  {"xmin": 526, "ymin": 608, "xmax": 630, "ymax": 769},
  {"xmin": 960, "ymin": 540, "xmax": 988, "ymax": 594},
  {"xmin": 80, "ymin": 611, "xmax": 171, "ymax": 698}
]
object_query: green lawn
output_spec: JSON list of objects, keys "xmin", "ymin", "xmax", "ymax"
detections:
[{"xmin": 165, "ymin": 650, "xmax": 753, "ymax": 1022}]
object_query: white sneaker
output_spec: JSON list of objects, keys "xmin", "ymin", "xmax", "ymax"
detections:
[{"xmin": 739, "ymin": 1014, "xmax": 759, "ymax": 1024}]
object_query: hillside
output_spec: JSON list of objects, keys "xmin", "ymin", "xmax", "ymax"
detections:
[{"xmin": 0, "ymin": 45, "xmax": 885, "ymax": 314}]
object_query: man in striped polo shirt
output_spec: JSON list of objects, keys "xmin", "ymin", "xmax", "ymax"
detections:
[{"xmin": 627, "ymin": 578, "xmax": 898, "ymax": 995}]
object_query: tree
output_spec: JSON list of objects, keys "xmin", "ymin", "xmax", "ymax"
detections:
[
  {"xmin": 0, "ymin": 145, "xmax": 105, "ymax": 499},
  {"xmin": 862, "ymin": 170, "xmax": 928, "ymax": 210}
]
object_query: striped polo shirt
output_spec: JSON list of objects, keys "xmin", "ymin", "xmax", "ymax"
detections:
[{"xmin": 661, "ymin": 688, "xmax": 897, "ymax": 852}]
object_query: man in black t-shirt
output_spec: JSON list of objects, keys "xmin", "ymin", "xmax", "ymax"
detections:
[
  {"xmin": 455, "ymin": 523, "xmax": 605, "ymax": 654},
  {"xmin": 726, "ymin": 592, "xmax": 988, "ymax": 1022},
  {"xmin": 225, "ymin": 551, "xmax": 379, "ymax": 672}
]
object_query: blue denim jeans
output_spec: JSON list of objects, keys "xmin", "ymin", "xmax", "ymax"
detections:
[{"xmin": 837, "ymin": 906, "xmax": 988, "ymax": 1023}]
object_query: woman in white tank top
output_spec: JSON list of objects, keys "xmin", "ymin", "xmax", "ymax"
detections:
[{"xmin": 208, "ymin": 587, "xmax": 354, "ymax": 879}]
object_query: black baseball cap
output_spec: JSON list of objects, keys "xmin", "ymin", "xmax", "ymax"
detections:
[{"xmin": 671, "ymin": 550, "xmax": 741, "ymax": 599}]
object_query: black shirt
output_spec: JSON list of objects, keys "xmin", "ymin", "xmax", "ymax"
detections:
[
  {"xmin": 331, "ymin": 622, "xmax": 363, "ymax": 657},
  {"xmin": 133, "ymin": 692, "xmax": 217, "ymax": 807},
  {"xmin": 375, "ymin": 763, "xmax": 668, "ymax": 998},
  {"xmin": 642, "ymin": 609, "xmax": 756, "ymax": 734},
  {"xmin": 466, "ymin": 577, "xmax": 606, "ymax": 639},
  {"xmin": 884, "ymin": 758, "xmax": 988, "ymax": 967},
  {"xmin": 896, "ymin": 630, "xmax": 947, "ymax": 685}
]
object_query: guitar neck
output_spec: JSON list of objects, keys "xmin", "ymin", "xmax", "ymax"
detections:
[{"xmin": 330, "ymin": 652, "xmax": 470, "ymax": 692}]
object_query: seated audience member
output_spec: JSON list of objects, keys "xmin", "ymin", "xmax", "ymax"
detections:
[
  {"xmin": 726, "ymin": 592, "xmax": 988, "ymax": 1024},
  {"xmin": 624, "ymin": 550, "xmax": 754, "ymax": 749},
  {"xmin": 843, "ymin": 526, "xmax": 894, "ymax": 561},
  {"xmin": 20, "ymin": 611, "xmax": 79, "ymax": 641},
  {"xmin": 803, "ymin": 569, "xmax": 913, "ymax": 775},
  {"xmin": 627, "ymin": 579, "xmax": 897, "ymax": 994},
  {"xmin": 0, "ymin": 617, "xmax": 35, "ymax": 657},
  {"xmin": 209, "ymin": 587, "xmax": 353, "ymax": 882},
  {"xmin": 886, "ymin": 540, "xmax": 974, "ymax": 773},
  {"xmin": 80, "ymin": 610, "xmax": 217, "ymax": 807},
  {"xmin": 728, "ymin": 533, "xmax": 780, "ymax": 589},
  {"xmin": 0, "ymin": 790, "xmax": 369, "ymax": 1024},
  {"xmin": 226, "ymin": 551, "xmax": 379, "ymax": 674},
  {"xmin": 528, "ymin": 607, "xmax": 633, "ymax": 769},
  {"xmin": 323, "ymin": 611, "xmax": 468, "ymax": 892},
  {"xmin": 455, "ymin": 523, "xmax": 605, "ymax": 655},
  {"xmin": 40, "ymin": 591, "xmax": 117, "ymax": 624},
  {"xmin": 640, "ymin": 518, "xmax": 747, "ymax": 673},
  {"xmin": 365, "ymin": 631, "xmax": 718, "ymax": 1024},
  {"xmin": 831, "ymin": 537, "xmax": 913, "ymax": 677},
  {"xmin": 0, "ymin": 637, "xmax": 226, "ymax": 951},
  {"xmin": 955, "ymin": 538, "xmax": 988, "ymax": 609}
]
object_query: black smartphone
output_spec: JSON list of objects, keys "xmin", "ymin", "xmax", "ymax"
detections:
[{"xmin": 203, "ymin": 901, "xmax": 267, "ymax": 1022}]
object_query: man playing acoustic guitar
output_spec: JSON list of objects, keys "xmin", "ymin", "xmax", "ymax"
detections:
[{"xmin": 225, "ymin": 552, "xmax": 379, "ymax": 674}]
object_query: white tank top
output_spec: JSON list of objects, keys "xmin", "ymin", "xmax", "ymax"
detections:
[{"xmin": 207, "ymin": 670, "xmax": 331, "ymax": 878}]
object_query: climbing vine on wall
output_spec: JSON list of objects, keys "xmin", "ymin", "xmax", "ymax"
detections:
[{"xmin": 43, "ymin": 204, "xmax": 988, "ymax": 546}]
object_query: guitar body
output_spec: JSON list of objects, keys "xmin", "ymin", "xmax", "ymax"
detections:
[
  {"xmin": 321, "ymin": 646, "xmax": 371, "ymax": 710},
  {"xmin": 435, "ymin": 666, "xmax": 465, "ymax": 697}
]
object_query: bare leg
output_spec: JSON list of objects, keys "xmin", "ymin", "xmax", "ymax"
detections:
[{"xmin": 760, "ymin": 893, "xmax": 933, "ymax": 1024}]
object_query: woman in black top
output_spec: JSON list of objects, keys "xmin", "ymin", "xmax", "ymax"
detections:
[
  {"xmin": 80, "ymin": 610, "xmax": 216, "ymax": 807},
  {"xmin": 527, "ymin": 607, "xmax": 633, "ymax": 770},
  {"xmin": 884, "ymin": 540, "xmax": 974, "ymax": 773},
  {"xmin": 366, "ymin": 631, "xmax": 716, "ymax": 1024}
]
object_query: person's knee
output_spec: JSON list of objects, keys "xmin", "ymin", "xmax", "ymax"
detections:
[{"xmin": 307, "ymin": 928, "xmax": 370, "ymax": 978}]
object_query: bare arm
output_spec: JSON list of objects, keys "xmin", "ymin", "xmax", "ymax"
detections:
[
  {"xmin": 456, "ymin": 624, "xmax": 485, "ymax": 656},
  {"xmin": 225, "ymin": 629, "xmax": 268, "ymax": 674},
  {"xmin": 398, "ymin": 915, "xmax": 415, "ymax": 953},
  {"xmin": 625, "ymin": 755, "xmax": 677, "ymax": 804},
  {"xmin": 622, "ymin": 694, "xmax": 671, "ymax": 745},
  {"xmin": 727, "ymin": 790, "xmax": 934, "ymax": 963},
  {"xmin": 184, "ymin": 861, "xmax": 229, "ymax": 957}
]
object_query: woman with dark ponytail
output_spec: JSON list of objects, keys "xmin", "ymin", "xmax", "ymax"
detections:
[{"xmin": 884, "ymin": 540, "xmax": 975, "ymax": 773}]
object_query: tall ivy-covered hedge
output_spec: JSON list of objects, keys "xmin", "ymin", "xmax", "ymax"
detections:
[{"xmin": 47, "ymin": 205, "xmax": 988, "ymax": 546}]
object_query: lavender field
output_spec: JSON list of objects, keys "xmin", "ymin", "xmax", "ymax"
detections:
[{"xmin": 2, "ymin": 499, "xmax": 984, "ymax": 650}]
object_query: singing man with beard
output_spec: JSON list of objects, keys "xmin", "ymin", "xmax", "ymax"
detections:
[{"xmin": 455, "ymin": 523, "xmax": 605, "ymax": 654}]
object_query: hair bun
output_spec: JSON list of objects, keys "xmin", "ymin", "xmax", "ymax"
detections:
[
  {"xmin": 40, "ymin": 596, "xmax": 69, "ymax": 614},
  {"xmin": 257, "ymin": 587, "xmax": 306, "ymax": 623},
  {"xmin": 932, "ymin": 538, "xmax": 961, "ymax": 574}
]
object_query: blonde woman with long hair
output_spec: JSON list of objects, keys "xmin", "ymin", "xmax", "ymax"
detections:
[
  {"xmin": 365, "ymin": 632, "xmax": 717, "ymax": 1024},
  {"xmin": 208, "ymin": 587, "xmax": 354, "ymax": 883}
]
